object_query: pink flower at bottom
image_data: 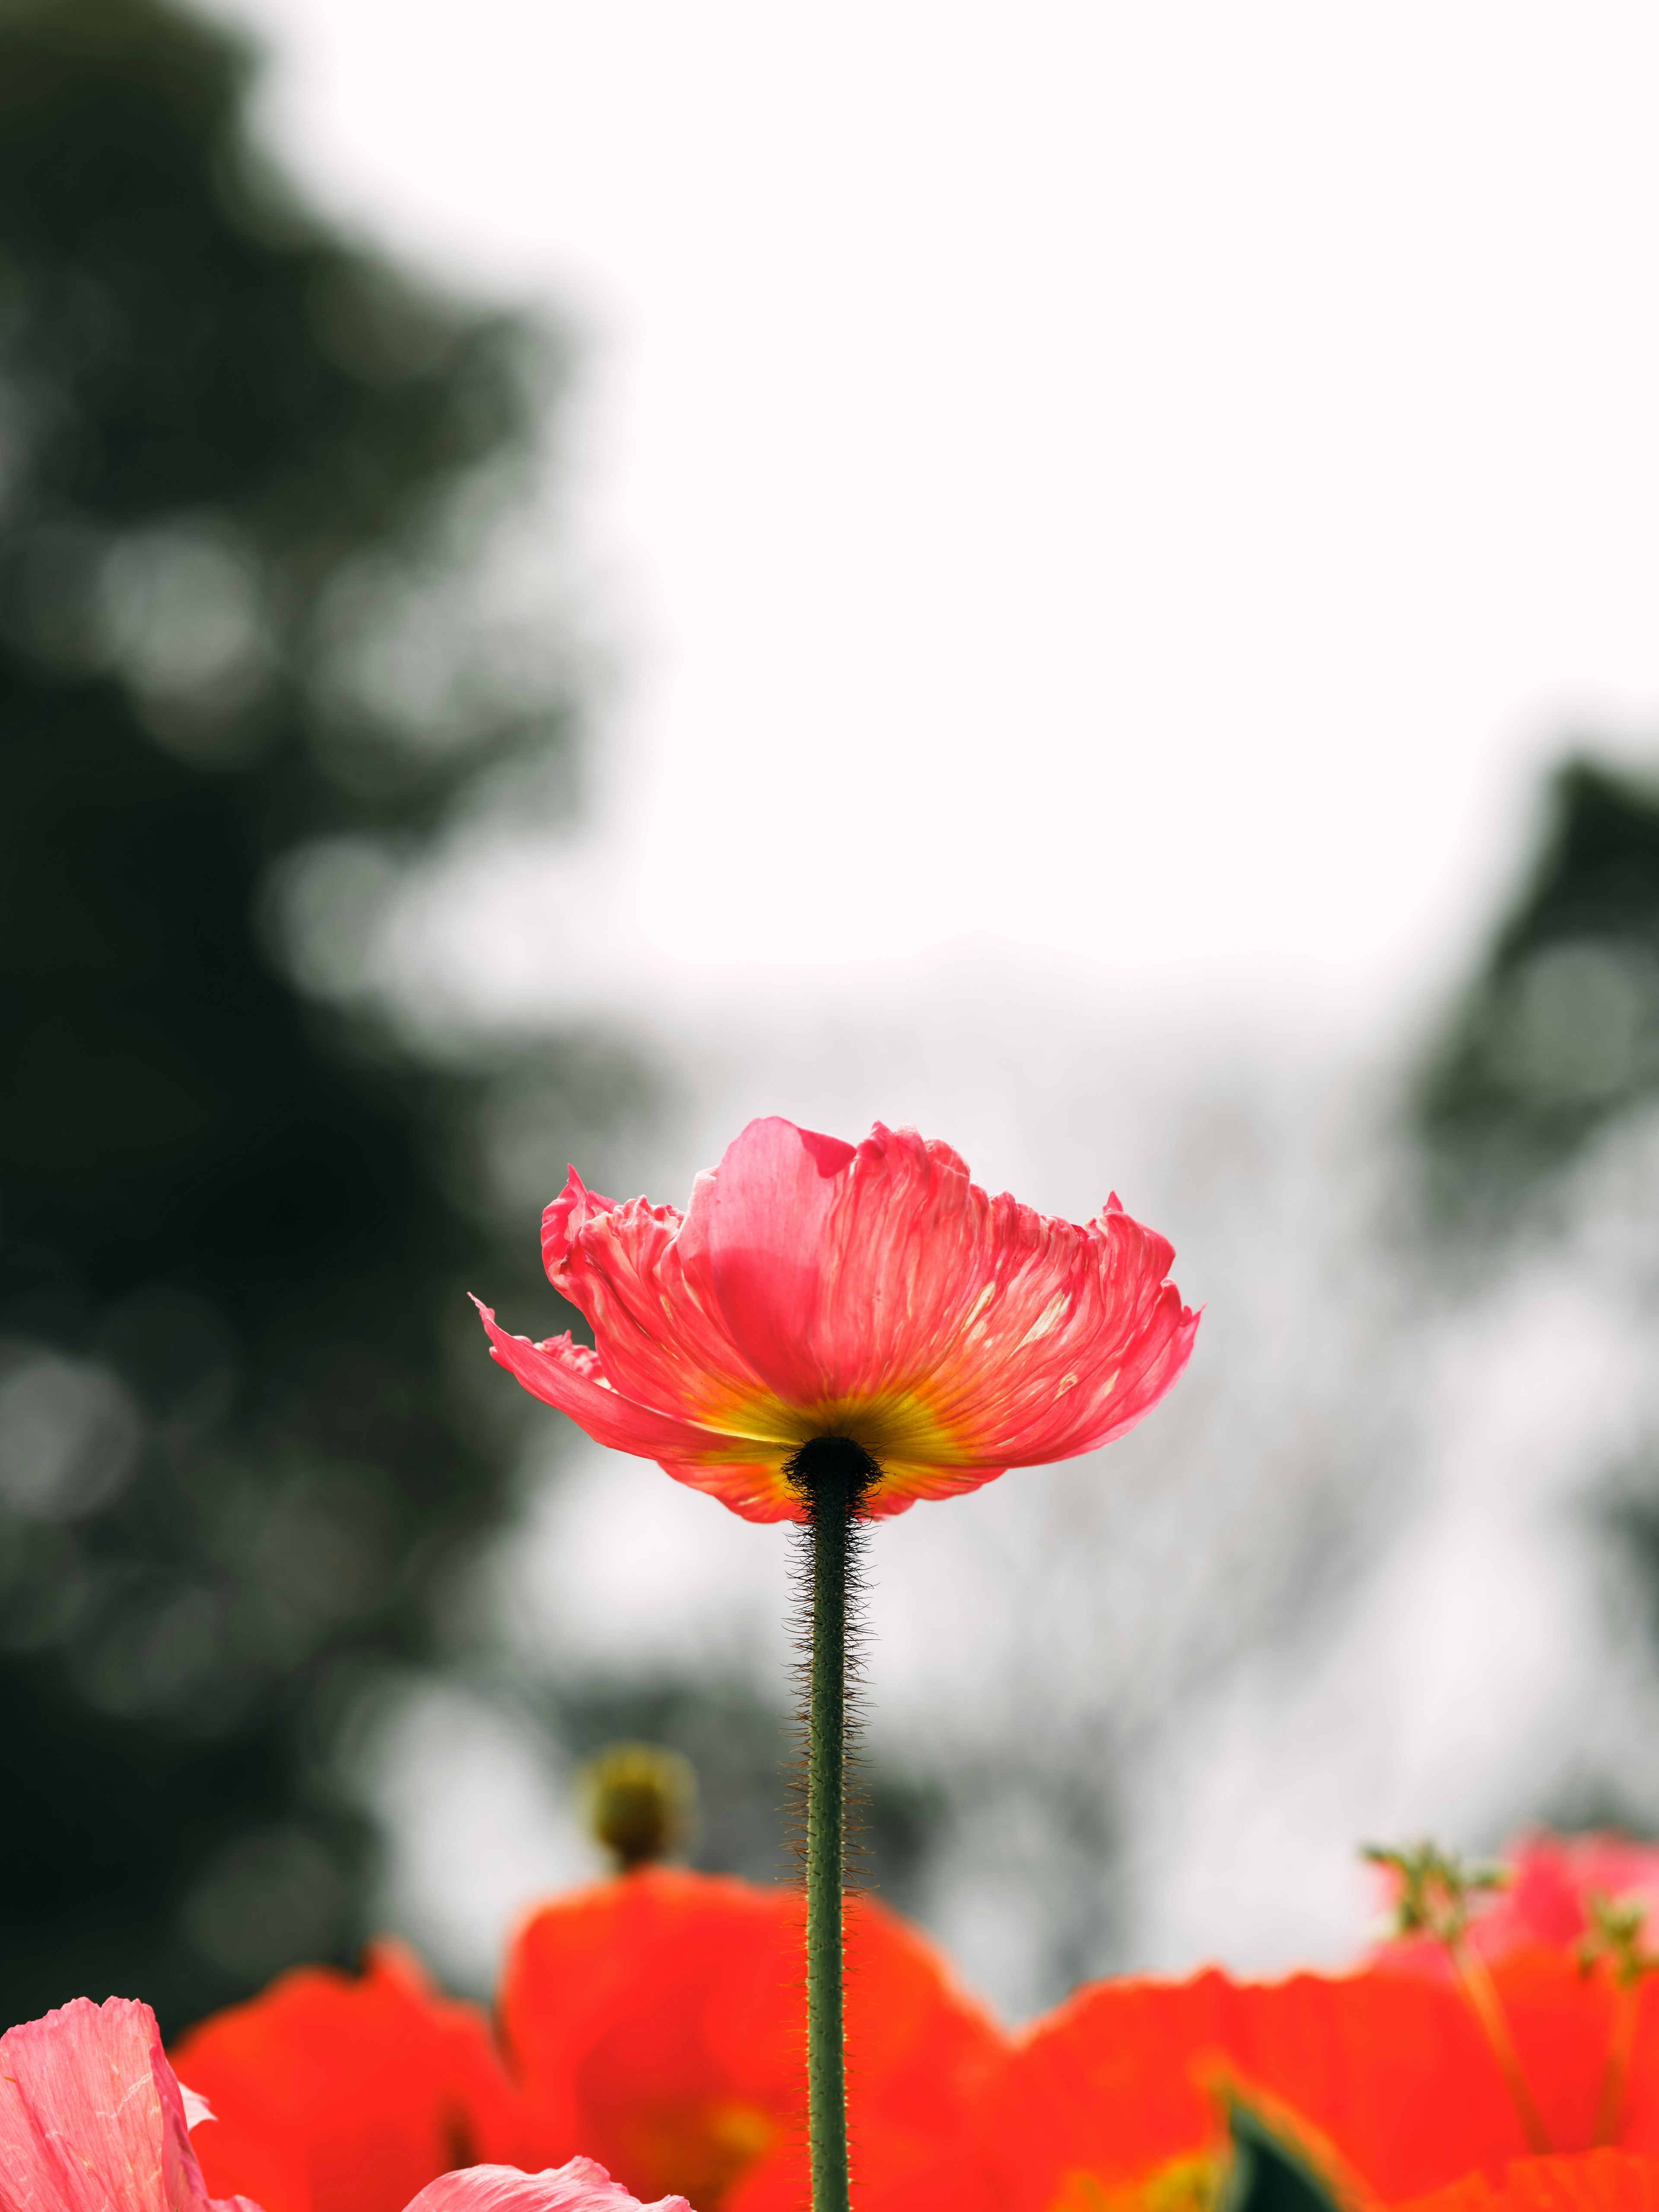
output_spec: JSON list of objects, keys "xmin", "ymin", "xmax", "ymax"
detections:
[
  {"xmin": 0, "ymin": 1996, "xmax": 257, "ymax": 2212},
  {"xmin": 0, "ymin": 1997, "xmax": 686, "ymax": 2212},
  {"xmin": 1481, "ymin": 1837, "xmax": 1659, "ymax": 1960},
  {"xmin": 477, "ymin": 1116, "xmax": 1198, "ymax": 1523},
  {"xmin": 1373, "ymin": 1834, "xmax": 1659, "ymax": 1976},
  {"xmin": 409, "ymin": 2164, "xmax": 690, "ymax": 2212}
]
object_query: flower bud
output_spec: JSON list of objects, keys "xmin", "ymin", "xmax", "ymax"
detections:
[{"xmin": 578, "ymin": 1742, "xmax": 696, "ymax": 1871}]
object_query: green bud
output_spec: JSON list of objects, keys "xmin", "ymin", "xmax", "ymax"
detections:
[{"xmin": 578, "ymin": 1741, "xmax": 698, "ymax": 1871}]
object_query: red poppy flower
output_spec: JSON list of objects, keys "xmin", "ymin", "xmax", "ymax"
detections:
[
  {"xmin": 476, "ymin": 1116, "xmax": 1197, "ymax": 1523},
  {"xmin": 497, "ymin": 1864, "xmax": 1009, "ymax": 2211},
  {"xmin": 980, "ymin": 1955, "xmax": 1627, "ymax": 2212},
  {"xmin": 169, "ymin": 1941, "xmax": 541, "ymax": 2212},
  {"xmin": 0, "ymin": 1992, "xmax": 676, "ymax": 2212}
]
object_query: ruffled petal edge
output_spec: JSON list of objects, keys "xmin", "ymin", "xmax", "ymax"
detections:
[{"xmin": 406, "ymin": 2159, "xmax": 691, "ymax": 2212}]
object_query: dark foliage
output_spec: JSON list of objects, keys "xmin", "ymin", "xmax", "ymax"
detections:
[
  {"xmin": 0, "ymin": 0, "xmax": 625, "ymax": 2032},
  {"xmin": 1417, "ymin": 756, "xmax": 1659, "ymax": 1175}
]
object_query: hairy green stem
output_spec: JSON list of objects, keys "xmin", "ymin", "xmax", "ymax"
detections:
[
  {"xmin": 805, "ymin": 1466, "xmax": 854, "ymax": 2212},
  {"xmin": 792, "ymin": 1438, "xmax": 874, "ymax": 2212}
]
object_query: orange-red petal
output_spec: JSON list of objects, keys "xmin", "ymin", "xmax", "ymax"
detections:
[
  {"xmin": 169, "ymin": 1941, "xmax": 537, "ymax": 2212},
  {"xmin": 1393, "ymin": 2152, "xmax": 1659, "ymax": 2212},
  {"xmin": 498, "ymin": 1866, "xmax": 1008, "ymax": 2212},
  {"xmin": 981, "ymin": 1963, "xmax": 1560, "ymax": 2212}
]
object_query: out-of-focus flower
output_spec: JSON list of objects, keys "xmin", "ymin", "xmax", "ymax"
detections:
[
  {"xmin": 169, "ymin": 1941, "xmax": 543, "ymax": 2212},
  {"xmin": 979, "ymin": 1954, "xmax": 1638, "ymax": 2212},
  {"xmin": 1364, "ymin": 1842, "xmax": 1512, "ymax": 1955},
  {"xmin": 1453, "ymin": 1837, "xmax": 1659, "ymax": 1966},
  {"xmin": 577, "ymin": 1743, "xmax": 698, "ymax": 1872},
  {"xmin": 0, "ymin": 1984, "xmax": 688, "ymax": 2212},
  {"xmin": 1040, "ymin": 2091, "xmax": 1368, "ymax": 2212},
  {"xmin": 0, "ymin": 1994, "xmax": 257, "ymax": 2212},
  {"xmin": 1392, "ymin": 2149, "xmax": 1659, "ymax": 2212},
  {"xmin": 476, "ymin": 1116, "xmax": 1197, "ymax": 1523},
  {"xmin": 1370, "ymin": 1836, "xmax": 1659, "ymax": 2151},
  {"xmin": 1365, "ymin": 1843, "xmax": 1551, "ymax": 2151},
  {"xmin": 498, "ymin": 1863, "xmax": 1008, "ymax": 2211}
]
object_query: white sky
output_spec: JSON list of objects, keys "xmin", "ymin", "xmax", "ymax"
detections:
[
  {"xmin": 229, "ymin": 0, "xmax": 1659, "ymax": 1020},
  {"xmin": 197, "ymin": 2, "xmax": 1659, "ymax": 1999}
]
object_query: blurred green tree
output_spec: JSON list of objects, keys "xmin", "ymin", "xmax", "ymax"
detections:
[
  {"xmin": 1417, "ymin": 756, "xmax": 1659, "ymax": 1182},
  {"xmin": 0, "ymin": 0, "xmax": 637, "ymax": 2031}
]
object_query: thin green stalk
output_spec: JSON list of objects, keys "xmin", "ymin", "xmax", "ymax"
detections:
[
  {"xmin": 790, "ymin": 1437, "xmax": 876, "ymax": 2212},
  {"xmin": 806, "ymin": 1470, "xmax": 853, "ymax": 2212}
]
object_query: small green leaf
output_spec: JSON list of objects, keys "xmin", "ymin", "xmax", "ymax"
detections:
[{"xmin": 1222, "ymin": 2103, "xmax": 1347, "ymax": 2212}]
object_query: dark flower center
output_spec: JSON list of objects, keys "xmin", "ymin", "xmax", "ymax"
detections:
[{"xmin": 783, "ymin": 1435, "xmax": 880, "ymax": 1515}]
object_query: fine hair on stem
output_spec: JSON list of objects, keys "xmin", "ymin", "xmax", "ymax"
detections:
[{"xmin": 785, "ymin": 1435, "xmax": 879, "ymax": 2212}]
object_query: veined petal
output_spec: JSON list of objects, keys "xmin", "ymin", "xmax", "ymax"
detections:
[
  {"xmin": 540, "ymin": 1170, "xmax": 782, "ymax": 1440},
  {"xmin": 483, "ymin": 1119, "xmax": 1195, "ymax": 1519},
  {"xmin": 474, "ymin": 1304, "xmax": 803, "ymax": 1524},
  {"xmin": 405, "ymin": 2161, "xmax": 690, "ymax": 2212},
  {"xmin": 681, "ymin": 1119, "xmax": 986, "ymax": 1411},
  {"xmin": 0, "ymin": 1997, "xmax": 259, "ymax": 2212},
  {"xmin": 473, "ymin": 1302, "xmax": 774, "ymax": 1463},
  {"xmin": 913, "ymin": 1198, "xmax": 1201, "ymax": 1467},
  {"xmin": 683, "ymin": 1121, "xmax": 1196, "ymax": 1469},
  {"xmin": 541, "ymin": 1170, "xmax": 621, "ymax": 1281},
  {"xmin": 473, "ymin": 1304, "xmax": 836, "ymax": 1523},
  {"xmin": 651, "ymin": 1454, "xmax": 803, "ymax": 1522}
]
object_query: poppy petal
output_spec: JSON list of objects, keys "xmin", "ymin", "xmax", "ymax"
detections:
[
  {"xmin": 0, "ymin": 1997, "xmax": 257, "ymax": 2212},
  {"xmin": 540, "ymin": 1174, "xmax": 785, "ymax": 1441},
  {"xmin": 404, "ymin": 2161, "xmax": 691, "ymax": 2212},
  {"xmin": 1394, "ymin": 2151, "xmax": 1659, "ymax": 2212},
  {"xmin": 483, "ymin": 1118, "xmax": 1195, "ymax": 1516},
  {"xmin": 912, "ymin": 1188, "xmax": 1199, "ymax": 1465},
  {"xmin": 499, "ymin": 1867, "xmax": 1008, "ymax": 2212},
  {"xmin": 685, "ymin": 1120, "xmax": 1196, "ymax": 1468},
  {"xmin": 981, "ymin": 1964, "xmax": 1540, "ymax": 2212},
  {"xmin": 170, "ymin": 1939, "xmax": 539, "ymax": 2212},
  {"xmin": 472, "ymin": 1303, "xmax": 776, "ymax": 1465}
]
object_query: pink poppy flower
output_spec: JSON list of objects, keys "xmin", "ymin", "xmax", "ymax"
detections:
[
  {"xmin": 0, "ymin": 1994, "xmax": 686, "ymax": 2212},
  {"xmin": 1369, "ymin": 1834, "xmax": 1659, "ymax": 2151},
  {"xmin": 1475, "ymin": 1837, "xmax": 1659, "ymax": 1962},
  {"xmin": 476, "ymin": 1116, "xmax": 1197, "ymax": 1522},
  {"xmin": 1371, "ymin": 1834, "xmax": 1659, "ymax": 1988}
]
